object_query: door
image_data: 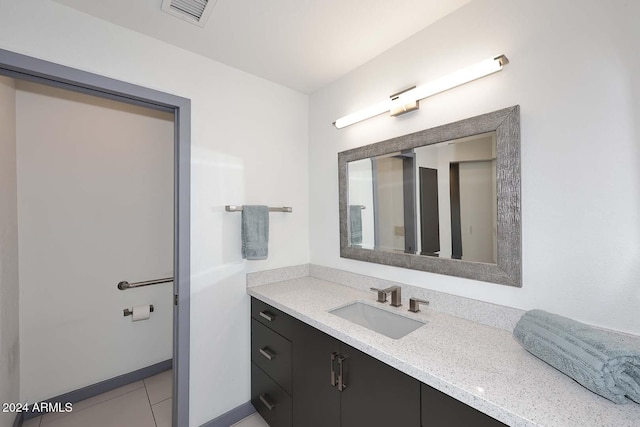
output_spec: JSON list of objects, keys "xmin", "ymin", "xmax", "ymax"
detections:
[
  {"xmin": 419, "ymin": 167, "xmax": 440, "ymax": 256},
  {"xmin": 292, "ymin": 320, "xmax": 341, "ymax": 427},
  {"xmin": 449, "ymin": 162, "xmax": 463, "ymax": 259},
  {"xmin": 292, "ymin": 318, "xmax": 420, "ymax": 427},
  {"xmin": 0, "ymin": 48, "xmax": 191, "ymax": 426},
  {"xmin": 340, "ymin": 343, "xmax": 421, "ymax": 427}
]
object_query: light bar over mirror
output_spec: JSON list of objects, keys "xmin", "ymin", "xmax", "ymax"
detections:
[{"xmin": 333, "ymin": 55, "xmax": 509, "ymax": 129}]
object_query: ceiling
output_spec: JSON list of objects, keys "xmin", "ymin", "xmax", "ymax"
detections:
[{"xmin": 53, "ymin": 0, "xmax": 471, "ymax": 93}]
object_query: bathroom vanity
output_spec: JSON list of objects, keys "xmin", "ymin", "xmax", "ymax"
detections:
[
  {"xmin": 251, "ymin": 297, "xmax": 504, "ymax": 427},
  {"xmin": 248, "ymin": 273, "xmax": 640, "ymax": 427}
]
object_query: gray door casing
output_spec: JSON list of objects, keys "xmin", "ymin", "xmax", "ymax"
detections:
[{"xmin": 0, "ymin": 48, "xmax": 191, "ymax": 427}]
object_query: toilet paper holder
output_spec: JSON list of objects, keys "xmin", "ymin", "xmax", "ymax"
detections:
[{"xmin": 123, "ymin": 305, "xmax": 154, "ymax": 317}]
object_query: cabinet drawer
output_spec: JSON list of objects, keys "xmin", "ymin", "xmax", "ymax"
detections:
[
  {"xmin": 251, "ymin": 297, "xmax": 296, "ymax": 338},
  {"xmin": 251, "ymin": 318, "xmax": 292, "ymax": 394},
  {"xmin": 251, "ymin": 362, "xmax": 292, "ymax": 427}
]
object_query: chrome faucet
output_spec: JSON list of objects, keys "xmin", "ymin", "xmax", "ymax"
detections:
[
  {"xmin": 408, "ymin": 298, "xmax": 429, "ymax": 313},
  {"xmin": 370, "ymin": 286, "xmax": 402, "ymax": 307}
]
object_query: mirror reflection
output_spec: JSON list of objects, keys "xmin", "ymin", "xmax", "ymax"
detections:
[{"xmin": 347, "ymin": 132, "xmax": 497, "ymax": 263}]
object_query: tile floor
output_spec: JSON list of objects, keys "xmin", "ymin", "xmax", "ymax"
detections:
[
  {"xmin": 231, "ymin": 413, "xmax": 269, "ymax": 427},
  {"xmin": 21, "ymin": 369, "xmax": 268, "ymax": 427},
  {"xmin": 22, "ymin": 369, "xmax": 173, "ymax": 427}
]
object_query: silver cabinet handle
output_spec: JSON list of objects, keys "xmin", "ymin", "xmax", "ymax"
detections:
[
  {"xmin": 259, "ymin": 311, "xmax": 274, "ymax": 321},
  {"xmin": 330, "ymin": 352, "xmax": 339, "ymax": 387},
  {"xmin": 259, "ymin": 394, "xmax": 276, "ymax": 411},
  {"xmin": 337, "ymin": 354, "xmax": 348, "ymax": 392},
  {"xmin": 259, "ymin": 347, "xmax": 276, "ymax": 361}
]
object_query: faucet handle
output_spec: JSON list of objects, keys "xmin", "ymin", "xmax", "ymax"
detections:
[
  {"xmin": 372, "ymin": 286, "xmax": 402, "ymax": 307},
  {"xmin": 370, "ymin": 287, "xmax": 388, "ymax": 303},
  {"xmin": 409, "ymin": 298, "xmax": 429, "ymax": 313}
]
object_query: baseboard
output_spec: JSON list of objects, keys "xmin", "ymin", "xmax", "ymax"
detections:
[
  {"xmin": 23, "ymin": 359, "xmax": 172, "ymax": 420},
  {"xmin": 200, "ymin": 401, "xmax": 256, "ymax": 427}
]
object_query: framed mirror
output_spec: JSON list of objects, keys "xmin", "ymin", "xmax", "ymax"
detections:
[{"xmin": 338, "ymin": 106, "xmax": 521, "ymax": 286}]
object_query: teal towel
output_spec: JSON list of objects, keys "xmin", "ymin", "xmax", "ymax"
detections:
[
  {"xmin": 514, "ymin": 310, "xmax": 640, "ymax": 404},
  {"xmin": 241, "ymin": 205, "xmax": 269, "ymax": 260}
]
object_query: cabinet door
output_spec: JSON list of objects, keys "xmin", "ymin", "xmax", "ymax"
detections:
[
  {"xmin": 421, "ymin": 383, "xmax": 506, "ymax": 427},
  {"xmin": 292, "ymin": 322, "xmax": 341, "ymax": 427},
  {"xmin": 340, "ymin": 343, "xmax": 421, "ymax": 427}
]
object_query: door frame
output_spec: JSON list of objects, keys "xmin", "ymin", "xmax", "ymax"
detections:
[{"xmin": 0, "ymin": 48, "xmax": 191, "ymax": 427}]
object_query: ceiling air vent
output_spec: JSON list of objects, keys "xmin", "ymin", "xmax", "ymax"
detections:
[{"xmin": 161, "ymin": 0, "xmax": 217, "ymax": 28}]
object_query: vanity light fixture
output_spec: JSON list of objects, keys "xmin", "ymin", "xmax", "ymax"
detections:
[{"xmin": 333, "ymin": 54, "xmax": 509, "ymax": 129}]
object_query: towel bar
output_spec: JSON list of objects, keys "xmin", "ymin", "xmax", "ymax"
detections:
[{"xmin": 225, "ymin": 205, "xmax": 292, "ymax": 213}]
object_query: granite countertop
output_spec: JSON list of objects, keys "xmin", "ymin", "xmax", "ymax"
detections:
[{"xmin": 247, "ymin": 276, "xmax": 640, "ymax": 427}]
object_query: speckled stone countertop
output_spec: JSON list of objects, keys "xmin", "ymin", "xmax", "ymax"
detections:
[{"xmin": 247, "ymin": 276, "xmax": 640, "ymax": 427}]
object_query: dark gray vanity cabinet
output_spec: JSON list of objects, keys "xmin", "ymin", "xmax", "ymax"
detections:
[
  {"xmin": 251, "ymin": 297, "xmax": 504, "ymax": 427},
  {"xmin": 251, "ymin": 298, "xmax": 419, "ymax": 427}
]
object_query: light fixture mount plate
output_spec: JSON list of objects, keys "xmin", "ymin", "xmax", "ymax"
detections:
[
  {"xmin": 495, "ymin": 54, "xmax": 509, "ymax": 66},
  {"xmin": 389, "ymin": 86, "xmax": 419, "ymax": 117}
]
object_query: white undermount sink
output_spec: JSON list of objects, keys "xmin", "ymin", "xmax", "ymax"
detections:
[{"xmin": 329, "ymin": 302, "xmax": 426, "ymax": 339}]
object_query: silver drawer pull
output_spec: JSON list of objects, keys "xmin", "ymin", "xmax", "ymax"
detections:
[
  {"xmin": 259, "ymin": 311, "xmax": 274, "ymax": 321},
  {"xmin": 259, "ymin": 394, "xmax": 276, "ymax": 411},
  {"xmin": 259, "ymin": 347, "xmax": 276, "ymax": 361}
]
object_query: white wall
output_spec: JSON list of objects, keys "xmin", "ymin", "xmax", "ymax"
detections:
[
  {"xmin": 347, "ymin": 160, "xmax": 374, "ymax": 248},
  {"xmin": 0, "ymin": 1, "xmax": 309, "ymax": 425},
  {"xmin": 0, "ymin": 76, "xmax": 19, "ymax": 427},
  {"xmin": 459, "ymin": 160, "xmax": 494, "ymax": 263},
  {"xmin": 309, "ymin": 0, "xmax": 640, "ymax": 335},
  {"xmin": 376, "ymin": 157, "xmax": 405, "ymax": 251},
  {"xmin": 15, "ymin": 81, "xmax": 174, "ymax": 402}
]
